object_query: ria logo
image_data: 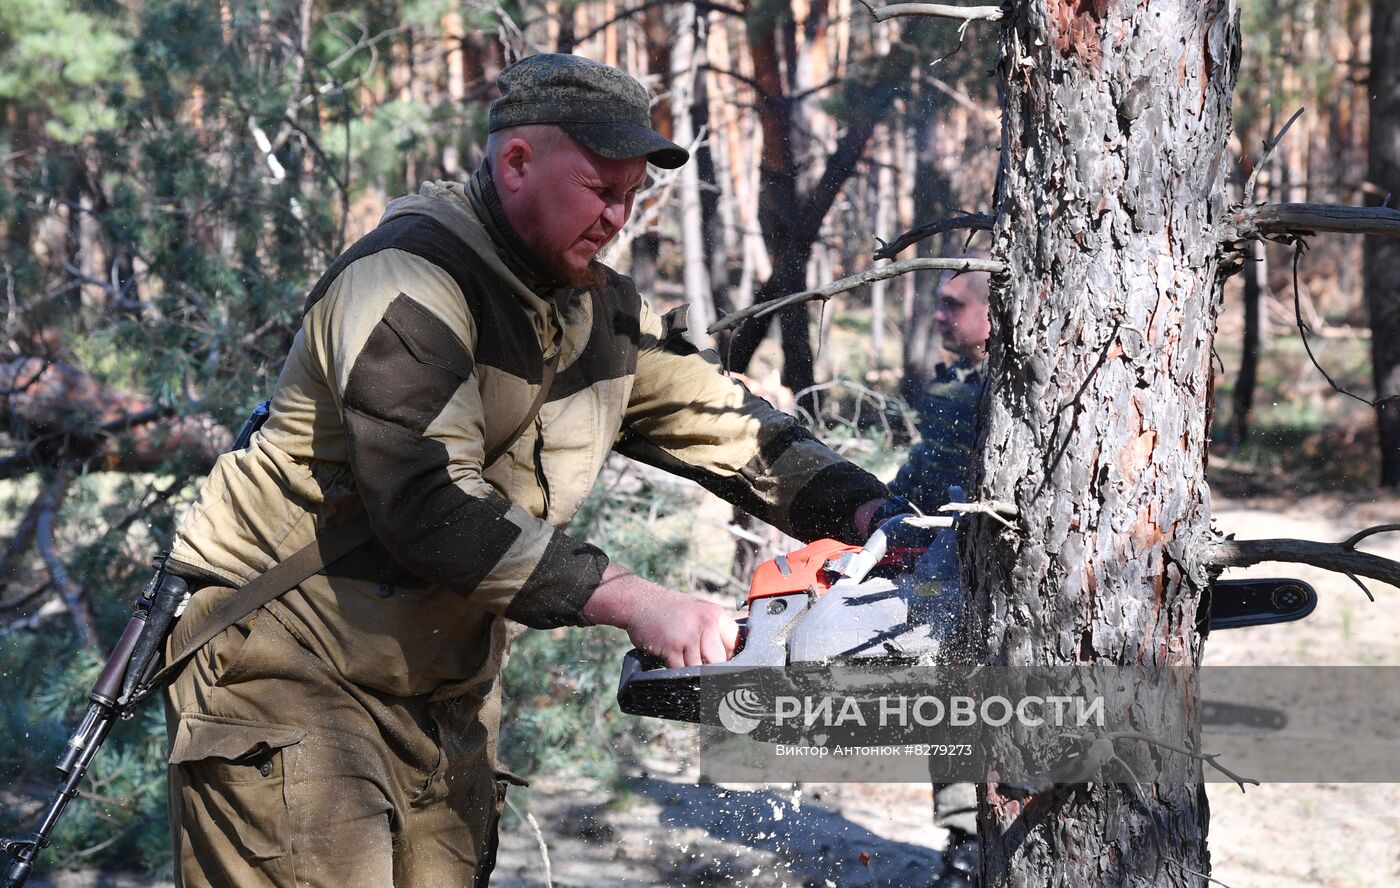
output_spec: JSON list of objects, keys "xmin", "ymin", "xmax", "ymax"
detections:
[{"xmin": 717, "ymin": 688, "xmax": 767, "ymax": 734}]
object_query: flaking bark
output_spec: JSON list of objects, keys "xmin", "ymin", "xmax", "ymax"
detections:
[{"xmin": 969, "ymin": 2, "xmax": 1240, "ymax": 885}]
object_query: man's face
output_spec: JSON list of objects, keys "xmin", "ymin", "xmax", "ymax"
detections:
[
  {"xmin": 933, "ymin": 272, "xmax": 991, "ymax": 362},
  {"xmin": 507, "ymin": 132, "xmax": 648, "ymax": 287}
]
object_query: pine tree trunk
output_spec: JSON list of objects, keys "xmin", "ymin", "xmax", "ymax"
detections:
[
  {"xmin": 903, "ymin": 72, "xmax": 953, "ymax": 404},
  {"xmin": 671, "ymin": 4, "xmax": 716, "ymax": 347},
  {"xmin": 1365, "ymin": 0, "xmax": 1400, "ymax": 487},
  {"xmin": 972, "ymin": 2, "xmax": 1239, "ymax": 883}
]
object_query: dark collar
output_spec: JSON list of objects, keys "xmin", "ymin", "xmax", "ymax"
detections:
[{"xmin": 466, "ymin": 163, "xmax": 549, "ymax": 291}]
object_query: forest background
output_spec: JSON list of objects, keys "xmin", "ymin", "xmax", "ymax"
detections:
[{"xmin": 0, "ymin": 0, "xmax": 1391, "ymax": 882}]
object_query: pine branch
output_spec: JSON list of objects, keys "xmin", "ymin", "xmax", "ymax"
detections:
[
  {"xmin": 0, "ymin": 581, "xmax": 52, "ymax": 614},
  {"xmin": 0, "ymin": 357, "xmax": 230, "ymax": 479},
  {"xmin": 0, "ymin": 490, "xmax": 48, "ymax": 586}
]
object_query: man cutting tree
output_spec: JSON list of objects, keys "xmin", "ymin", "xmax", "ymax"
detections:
[{"xmin": 160, "ymin": 53, "xmax": 903, "ymax": 887}]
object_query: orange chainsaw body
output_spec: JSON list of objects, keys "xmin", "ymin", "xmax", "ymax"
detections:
[{"xmin": 745, "ymin": 538, "xmax": 859, "ymax": 603}]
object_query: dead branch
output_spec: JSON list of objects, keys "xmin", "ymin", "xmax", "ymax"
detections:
[
  {"xmin": 708, "ymin": 257, "xmax": 1005, "ymax": 334},
  {"xmin": 573, "ymin": 0, "xmax": 744, "ymax": 45},
  {"xmin": 1227, "ymin": 106, "xmax": 1400, "ymax": 240},
  {"xmin": 0, "ymin": 581, "xmax": 51, "ymax": 614},
  {"xmin": 33, "ymin": 470, "xmax": 97, "ymax": 649},
  {"xmin": 1000, "ymin": 729, "xmax": 1258, "ymax": 800},
  {"xmin": 859, "ymin": 1, "xmax": 1004, "ymax": 23},
  {"xmin": 1343, "ymin": 573, "xmax": 1376, "ymax": 603},
  {"xmin": 1230, "ymin": 203, "xmax": 1400, "ymax": 240},
  {"xmin": 1286, "ymin": 241, "xmax": 1400, "ymax": 407},
  {"xmin": 1206, "ymin": 524, "xmax": 1400, "ymax": 590},
  {"xmin": 1244, "ymin": 107, "xmax": 1305, "ymax": 202},
  {"xmin": 1108, "ymin": 731, "xmax": 1258, "ymax": 794},
  {"xmin": 697, "ymin": 63, "xmax": 768, "ymax": 98},
  {"xmin": 0, "ymin": 356, "xmax": 230, "ymax": 479},
  {"xmin": 1170, "ymin": 862, "xmax": 1239, "ymax": 888},
  {"xmin": 873, "ymin": 212, "xmax": 995, "ymax": 261},
  {"xmin": 937, "ymin": 499, "xmax": 1019, "ymax": 531},
  {"xmin": 924, "ymin": 77, "xmax": 1000, "ymax": 126},
  {"xmin": 1341, "ymin": 523, "xmax": 1400, "ymax": 549}
]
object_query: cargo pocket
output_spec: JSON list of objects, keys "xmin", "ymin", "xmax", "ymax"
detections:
[{"xmin": 169, "ymin": 716, "xmax": 305, "ymax": 864}]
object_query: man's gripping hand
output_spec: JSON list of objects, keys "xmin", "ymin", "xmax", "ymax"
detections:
[
  {"xmin": 582, "ymin": 564, "xmax": 739, "ymax": 668},
  {"xmin": 854, "ymin": 495, "xmax": 917, "ymax": 539}
]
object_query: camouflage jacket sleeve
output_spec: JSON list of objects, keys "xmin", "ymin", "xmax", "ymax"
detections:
[
  {"xmin": 615, "ymin": 298, "xmax": 887, "ymax": 545},
  {"xmin": 306, "ymin": 250, "xmax": 606, "ymax": 629}
]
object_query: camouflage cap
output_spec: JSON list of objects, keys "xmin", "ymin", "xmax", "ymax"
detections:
[{"xmin": 489, "ymin": 53, "xmax": 689, "ymax": 169}]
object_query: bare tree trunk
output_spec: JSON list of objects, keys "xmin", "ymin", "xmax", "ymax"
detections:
[
  {"xmin": 903, "ymin": 72, "xmax": 953, "ymax": 404},
  {"xmin": 1227, "ymin": 115, "xmax": 1265, "ymax": 448},
  {"xmin": 1366, "ymin": 0, "xmax": 1400, "ymax": 486},
  {"xmin": 972, "ymin": 2, "xmax": 1239, "ymax": 883},
  {"xmin": 690, "ymin": 20, "xmax": 733, "ymax": 331},
  {"xmin": 671, "ymin": 4, "xmax": 716, "ymax": 347},
  {"xmin": 1228, "ymin": 240, "xmax": 1264, "ymax": 447},
  {"xmin": 725, "ymin": 36, "xmax": 910, "ymax": 395},
  {"xmin": 730, "ymin": 4, "xmax": 817, "ymax": 392},
  {"xmin": 871, "ymin": 124, "xmax": 894, "ymax": 372},
  {"xmin": 558, "ymin": 0, "xmax": 577, "ymax": 53}
]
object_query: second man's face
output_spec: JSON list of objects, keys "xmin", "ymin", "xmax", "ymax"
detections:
[{"xmin": 933, "ymin": 273, "xmax": 991, "ymax": 362}]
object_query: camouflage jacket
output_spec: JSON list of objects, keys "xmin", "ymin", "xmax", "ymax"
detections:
[
  {"xmin": 889, "ymin": 358, "xmax": 984, "ymax": 513},
  {"xmin": 168, "ymin": 165, "xmax": 886, "ymax": 699}
]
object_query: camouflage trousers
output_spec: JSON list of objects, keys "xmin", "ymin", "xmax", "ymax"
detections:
[{"xmin": 163, "ymin": 586, "xmax": 507, "ymax": 888}]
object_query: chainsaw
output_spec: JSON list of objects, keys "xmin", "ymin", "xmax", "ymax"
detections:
[{"xmin": 616, "ymin": 513, "xmax": 1316, "ymax": 735}]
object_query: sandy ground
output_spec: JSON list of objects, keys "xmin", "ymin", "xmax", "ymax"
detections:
[
  {"xmin": 1197, "ymin": 493, "xmax": 1400, "ymax": 888},
  {"xmin": 24, "ymin": 491, "xmax": 1400, "ymax": 888}
]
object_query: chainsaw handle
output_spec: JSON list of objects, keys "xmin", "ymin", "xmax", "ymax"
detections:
[{"xmin": 844, "ymin": 525, "xmax": 891, "ymax": 584}]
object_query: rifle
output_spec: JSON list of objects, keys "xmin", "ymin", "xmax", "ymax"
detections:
[{"xmin": 1, "ymin": 401, "xmax": 270, "ymax": 888}]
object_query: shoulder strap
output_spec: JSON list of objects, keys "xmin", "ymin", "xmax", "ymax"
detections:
[{"xmin": 139, "ymin": 514, "xmax": 376, "ymax": 700}]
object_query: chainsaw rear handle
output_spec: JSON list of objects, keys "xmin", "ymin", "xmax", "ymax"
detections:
[{"xmin": 618, "ymin": 589, "xmax": 810, "ymax": 721}]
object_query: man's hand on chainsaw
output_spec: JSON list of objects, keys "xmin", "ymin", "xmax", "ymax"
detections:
[
  {"xmin": 855, "ymin": 495, "xmax": 920, "ymax": 538},
  {"xmin": 583, "ymin": 564, "xmax": 740, "ymax": 668}
]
